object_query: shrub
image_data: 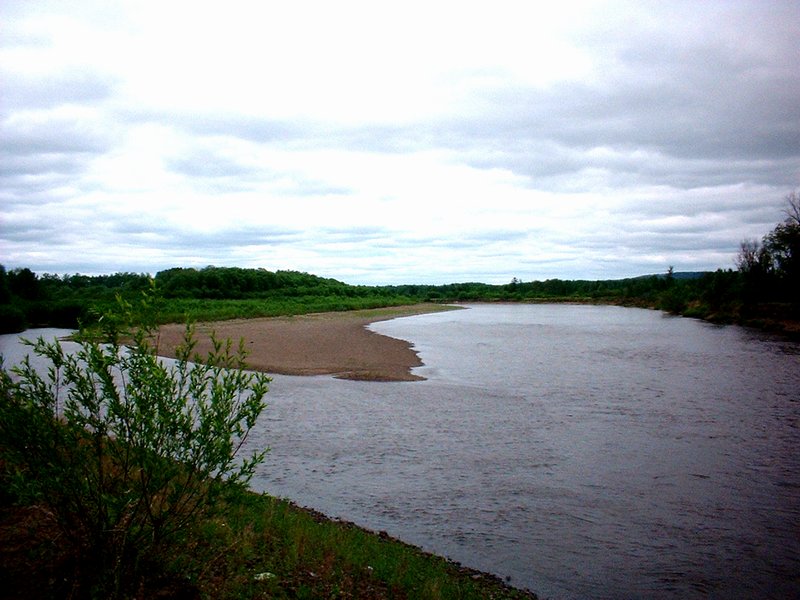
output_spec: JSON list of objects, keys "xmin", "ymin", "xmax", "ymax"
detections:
[
  {"xmin": 0, "ymin": 292, "xmax": 271, "ymax": 598},
  {"xmin": 0, "ymin": 304, "xmax": 27, "ymax": 333}
]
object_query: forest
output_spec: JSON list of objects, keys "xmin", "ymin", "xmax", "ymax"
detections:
[{"xmin": 0, "ymin": 263, "xmax": 795, "ymax": 335}]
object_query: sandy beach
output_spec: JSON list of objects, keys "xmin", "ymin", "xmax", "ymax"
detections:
[{"xmin": 156, "ymin": 304, "xmax": 455, "ymax": 382}]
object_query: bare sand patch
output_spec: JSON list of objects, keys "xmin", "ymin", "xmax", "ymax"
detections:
[{"xmin": 156, "ymin": 304, "xmax": 457, "ymax": 381}]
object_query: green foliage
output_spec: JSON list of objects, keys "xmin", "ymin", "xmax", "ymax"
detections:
[
  {"xmin": 0, "ymin": 291, "xmax": 271, "ymax": 597},
  {"xmin": 166, "ymin": 488, "xmax": 536, "ymax": 599},
  {"xmin": 0, "ymin": 304, "xmax": 27, "ymax": 333},
  {"xmin": 151, "ymin": 295, "xmax": 418, "ymax": 324},
  {"xmin": 0, "ymin": 265, "xmax": 11, "ymax": 304},
  {"xmin": 6, "ymin": 267, "xmax": 40, "ymax": 300},
  {"xmin": 736, "ymin": 190, "xmax": 800, "ymax": 305},
  {"xmin": 3, "ymin": 191, "xmax": 798, "ymax": 333},
  {"xmin": 0, "ymin": 266, "xmax": 421, "ymax": 331},
  {"xmin": 0, "ymin": 270, "xmax": 152, "ymax": 332},
  {"xmin": 154, "ymin": 266, "xmax": 354, "ymax": 300}
]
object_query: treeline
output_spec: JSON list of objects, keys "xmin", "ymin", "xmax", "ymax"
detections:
[
  {"xmin": 735, "ymin": 191, "xmax": 800, "ymax": 308},
  {"xmin": 385, "ymin": 273, "xmax": 685, "ymax": 303},
  {"xmin": 385, "ymin": 271, "xmax": 756, "ymax": 322},
  {"xmin": 0, "ymin": 265, "xmax": 795, "ymax": 335},
  {"xmin": 0, "ymin": 266, "xmax": 417, "ymax": 333},
  {"xmin": 0, "ymin": 268, "xmax": 151, "ymax": 332},
  {"xmin": 1, "ymin": 192, "xmax": 796, "ymax": 334},
  {"xmin": 156, "ymin": 267, "xmax": 379, "ymax": 300},
  {"xmin": 0, "ymin": 265, "xmax": 753, "ymax": 334}
]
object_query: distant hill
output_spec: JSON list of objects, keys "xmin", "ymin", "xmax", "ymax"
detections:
[
  {"xmin": 671, "ymin": 271, "xmax": 709, "ymax": 280},
  {"xmin": 635, "ymin": 271, "xmax": 710, "ymax": 280}
]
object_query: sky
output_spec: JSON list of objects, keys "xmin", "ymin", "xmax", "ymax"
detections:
[{"xmin": 2, "ymin": 0, "xmax": 799, "ymax": 285}]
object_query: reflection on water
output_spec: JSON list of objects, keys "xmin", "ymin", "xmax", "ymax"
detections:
[{"xmin": 3, "ymin": 305, "xmax": 799, "ymax": 599}]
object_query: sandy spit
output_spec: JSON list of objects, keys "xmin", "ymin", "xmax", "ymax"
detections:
[{"xmin": 156, "ymin": 304, "xmax": 458, "ymax": 382}]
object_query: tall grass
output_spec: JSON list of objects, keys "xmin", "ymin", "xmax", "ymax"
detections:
[
  {"xmin": 173, "ymin": 487, "xmax": 536, "ymax": 599},
  {"xmin": 86, "ymin": 295, "xmax": 420, "ymax": 325}
]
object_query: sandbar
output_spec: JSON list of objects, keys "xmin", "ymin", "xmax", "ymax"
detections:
[{"xmin": 156, "ymin": 304, "xmax": 456, "ymax": 382}]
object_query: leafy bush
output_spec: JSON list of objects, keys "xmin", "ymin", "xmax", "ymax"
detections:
[
  {"xmin": 0, "ymin": 292, "xmax": 271, "ymax": 597},
  {"xmin": 0, "ymin": 304, "xmax": 27, "ymax": 333}
]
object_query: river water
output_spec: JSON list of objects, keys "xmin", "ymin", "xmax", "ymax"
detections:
[{"xmin": 2, "ymin": 304, "xmax": 799, "ymax": 598}]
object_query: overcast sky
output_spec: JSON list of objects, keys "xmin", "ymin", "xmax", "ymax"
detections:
[{"xmin": 2, "ymin": 1, "xmax": 798, "ymax": 285}]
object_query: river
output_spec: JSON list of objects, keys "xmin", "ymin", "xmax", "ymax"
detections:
[
  {"xmin": 2, "ymin": 304, "xmax": 799, "ymax": 598},
  {"xmin": 249, "ymin": 303, "xmax": 800, "ymax": 599}
]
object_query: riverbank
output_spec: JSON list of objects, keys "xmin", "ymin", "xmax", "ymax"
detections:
[
  {"xmin": 1, "ymin": 313, "xmax": 539, "ymax": 599},
  {"xmin": 157, "ymin": 303, "xmax": 460, "ymax": 381},
  {"xmin": 154, "ymin": 301, "xmax": 799, "ymax": 385},
  {"xmin": 511, "ymin": 296, "xmax": 800, "ymax": 337},
  {"xmin": 0, "ymin": 474, "xmax": 538, "ymax": 599}
]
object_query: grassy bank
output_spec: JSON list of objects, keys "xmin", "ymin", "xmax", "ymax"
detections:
[
  {"xmin": 173, "ymin": 488, "xmax": 536, "ymax": 599},
  {"xmin": 1, "ymin": 481, "xmax": 536, "ymax": 599},
  {"xmin": 0, "ymin": 301, "xmax": 535, "ymax": 599}
]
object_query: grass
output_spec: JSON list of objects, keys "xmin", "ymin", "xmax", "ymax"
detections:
[
  {"xmin": 51, "ymin": 295, "xmax": 425, "ymax": 330},
  {"xmin": 152, "ymin": 296, "xmax": 423, "ymax": 324},
  {"xmin": 180, "ymin": 488, "xmax": 536, "ymax": 599},
  {"xmin": 1, "ymin": 481, "xmax": 537, "ymax": 599},
  {"xmin": 2, "ymin": 298, "xmax": 521, "ymax": 598}
]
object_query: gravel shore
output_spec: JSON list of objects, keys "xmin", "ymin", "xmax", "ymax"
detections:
[{"xmin": 157, "ymin": 304, "xmax": 453, "ymax": 381}]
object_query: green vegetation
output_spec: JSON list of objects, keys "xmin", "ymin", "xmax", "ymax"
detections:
[
  {"xmin": 1, "ymin": 480, "xmax": 536, "ymax": 599},
  {"xmin": 155, "ymin": 488, "xmax": 536, "ymax": 599},
  {"xmin": 0, "ymin": 293, "xmax": 271, "ymax": 597},
  {"xmin": 0, "ymin": 267, "xmax": 418, "ymax": 333},
  {"xmin": 0, "ymin": 294, "xmax": 535, "ymax": 599},
  {"xmin": 734, "ymin": 191, "xmax": 800, "ymax": 311},
  {"xmin": 3, "ymin": 266, "xmax": 796, "ymax": 336},
  {"xmin": 1, "ymin": 192, "xmax": 797, "ymax": 336},
  {"xmin": 1, "ymin": 192, "xmax": 797, "ymax": 334}
]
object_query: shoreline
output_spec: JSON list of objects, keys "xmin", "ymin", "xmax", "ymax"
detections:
[{"xmin": 156, "ymin": 303, "xmax": 459, "ymax": 382}]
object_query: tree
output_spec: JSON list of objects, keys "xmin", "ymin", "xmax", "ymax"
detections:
[
  {"xmin": 736, "ymin": 237, "xmax": 775, "ymax": 305},
  {"xmin": 7, "ymin": 267, "xmax": 40, "ymax": 300},
  {"xmin": 736, "ymin": 239, "xmax": 770, "ymax": 274},
  {"xmin": 0, "ymin": 290, "xmax": 271, "ymax": 597},
  {"xmin": 0, "ymin": 265, "xmax": 10, "ymax": 304},
  {"xmin": 736, "ymin": 189, "xmax": 800, "ymax": 304},
  {"xmin": 784, "ymin": 189, "xmax": 800, "ymax": 224},
  {"xmin": 763, "ymin": 190, "xmax": 800, "ymax": 299}
]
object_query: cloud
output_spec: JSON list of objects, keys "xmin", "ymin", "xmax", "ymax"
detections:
[
  {"xmin": 0, "ymin": 70, "xmax": 114, "ymax": 113},
  {"xmin": 0, "ymin": 1, "xmax": 798, "ymax": 284}
]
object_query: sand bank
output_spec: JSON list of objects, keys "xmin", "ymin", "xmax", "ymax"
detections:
[{"xmin": 157, "ymin": 304, "xmax": 456, "ymax": 382}]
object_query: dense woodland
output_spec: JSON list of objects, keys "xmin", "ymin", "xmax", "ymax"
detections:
[
  {"xmin": 1, "ymin": 192, "xmax": 797, "ymax": 334},
  {"xmin": 1, "ymin": 263, "xmax": 796, "ymax": 335}
]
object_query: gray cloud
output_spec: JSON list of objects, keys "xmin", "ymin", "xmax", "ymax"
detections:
[
  {"xmin": 163, "ymin": 141, "xmax": 353, "ymax": 196},
  {"xmin": 109, "ymin": 220, "xmax": 305, "ymax": 249},
  {"xmin": 120, "ymin": 109, "xmax": 304, "ymax": 145},
  {"xmin": 438, "ymin": 64, "xmax": 799, "ymax": 188},
  {"xmin": 0, "ymin": 153, "xmax": 88, "ymax": 179},
  {"xmin": 396, "ymin": 3, "xmax": 800, "ymax": 193},
  {"xmin": 0, "ymin": 114, "xmax": 111, "ymax": 157},
  {"xmin": 0, "ymin": 107, "xmax": 114, "ymax": 207},
  {"xmin": 318, "ymin": 226, "xmax": 391, "ymax": 242},
  {"xmin": 0, "ymin": 70, "xmax": 115, "ymax": 113},
  {"xmin": 1, "ymin": 1, "xmax": 798, "ymax": 284},
  {"xmin": 166, "ymin": 149, "xmax": 256, "ymax": 180}
]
